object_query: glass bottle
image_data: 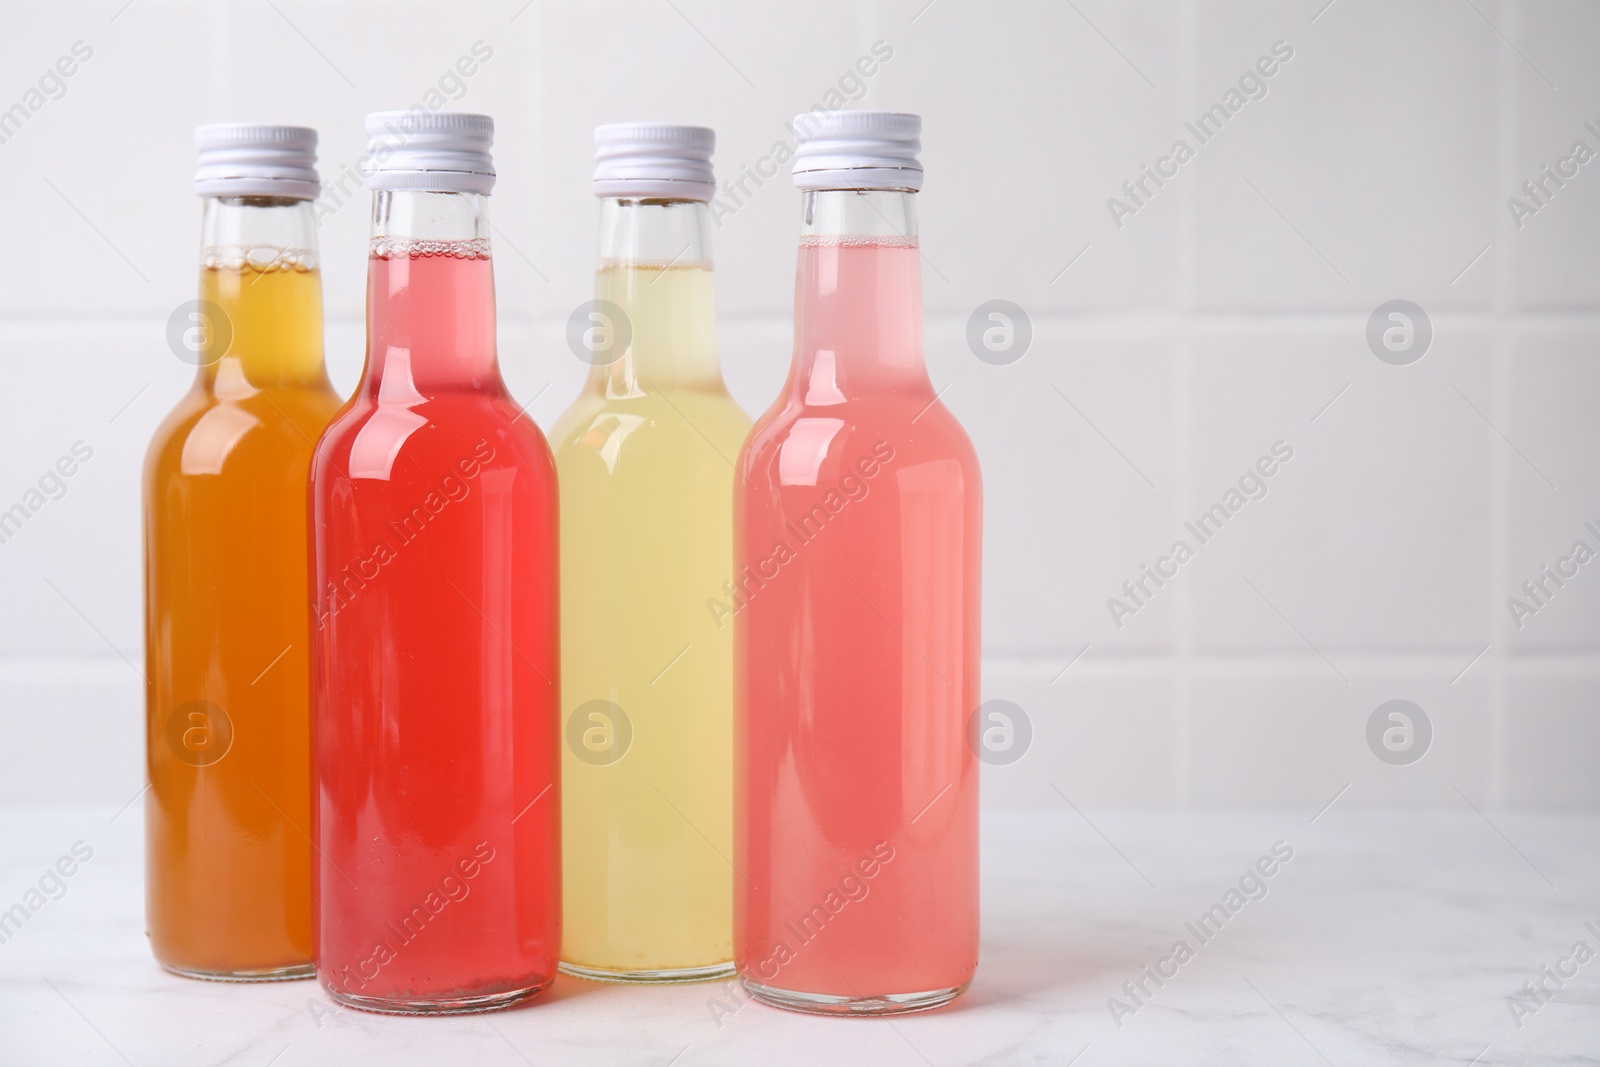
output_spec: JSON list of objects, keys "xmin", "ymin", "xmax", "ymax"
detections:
[
  {"xmin": 734, "ymin": 112, "xmax": 981, "ymax": 1015},
  {"xmin": 552, "ymin": 124, "xmax": 750, "ymax": 982},
  {"xmin": 144, "ymin": 124, "xmax": 338, "ymax": 980},
  {"xmin": 309, "ymin": 112, "xmax": 560, "ymax": 1013}
]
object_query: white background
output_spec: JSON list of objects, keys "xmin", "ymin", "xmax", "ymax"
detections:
[{"xmin": 0, "ymin": 0, "xmax": 1596, "ymax": 811}]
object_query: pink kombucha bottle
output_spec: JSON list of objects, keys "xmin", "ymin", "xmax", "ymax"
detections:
[{"xmin": 734, "ymin": 111, "xmax": 981, "ymax": 1015}]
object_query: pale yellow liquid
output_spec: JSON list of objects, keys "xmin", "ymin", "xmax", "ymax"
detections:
[{"xmin": 552, "ymin": 263, "xmax": 750, "ymax": 976}]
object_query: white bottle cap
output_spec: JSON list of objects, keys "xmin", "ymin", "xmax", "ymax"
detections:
[
  {"xmin": 363, "ymin": 111, "xmax": 496, "ymax": 195},
  {"xmin": 593, "ymin": 123, "xmax": 716, "ymax": 201},
  {"xmin": 194, "ymin": 124, "xmax": 320, "ymax": 200},
  {"xmin": 791, "ymin": 110, "xmax": 922, "ymax": 192}
]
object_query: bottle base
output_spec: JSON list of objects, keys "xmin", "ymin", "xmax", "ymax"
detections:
[
  {"xmin": 740, "ymin": 978, "xmax": 969, "ymax": 1017},
  {"xmin": 323, "ymin": 979, "xmax": 553, "ymax": 1016},
  {"xmin": 161, "ymin": 961, "xmax": 316, "ymax": 983},
  {"xmin": 559, "ymin": 959, "xmax": 735, "ymax": 985}
]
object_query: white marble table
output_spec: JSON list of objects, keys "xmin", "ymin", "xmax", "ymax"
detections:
[{"xmin": 2, "ymin": 805, "xmax": 1596, "ymax": 1066}]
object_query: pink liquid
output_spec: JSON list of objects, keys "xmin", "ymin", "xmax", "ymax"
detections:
[
  {"xmin": 310, "ymin": 247, "xmax": 561, "ymax": 1011},
  {"xmin": 735, "ymin": 237, "xmax": 982, "ymax": 1001}
]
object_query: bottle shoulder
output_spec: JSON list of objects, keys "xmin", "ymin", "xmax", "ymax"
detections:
[
  {"xmin": 312, "ymin": 392, "xmax": 555, "ymax": 491},
  {"xmin": 552, "ymin": 387, "xmax": 752, "ymax": 460},
  {"xmin": 145, "ymin": 382, "xmax": 341, "ymax": 481},
  {"xmin": 741, "ymin": 395, "xmax": 979, "ymax": 490}
]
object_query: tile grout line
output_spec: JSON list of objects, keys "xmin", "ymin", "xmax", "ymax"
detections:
[
  {"xmin": 1172, "ymin": 0, "xmax": 1199, "ymax": 809},
  {"xmin": 12, "ymin": 311, "xmax": 1600, "ymax": 332},
  {"xmin": 12, "ymin": 649, "xmax": 1600, "ymax": 679},
  {"xmin": 1486, "ymin": 0, "xmax": 1520, "ymax": 809}
]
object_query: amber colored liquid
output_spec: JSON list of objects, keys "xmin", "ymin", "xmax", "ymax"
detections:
[{"xmin": 143, "ymin": 259, "xmax": 340, "ymax": 977}]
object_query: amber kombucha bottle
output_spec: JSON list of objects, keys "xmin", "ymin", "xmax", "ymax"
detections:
[{"xmin": 144, "ymin": 124, "xmax": 338, "ymax": 979}]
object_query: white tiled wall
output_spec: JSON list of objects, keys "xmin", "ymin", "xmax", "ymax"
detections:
[{"xmin": 0, "ymin": 0, "xmax": 1595, "ymax": 808}]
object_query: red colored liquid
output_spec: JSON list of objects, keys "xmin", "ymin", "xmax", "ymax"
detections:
[
  {"xmin": 735, "ymin": 235, "xmax": 982, "ymax": 1007},
  {"xmin": 310, "ymin": 246, "xmax": 560, "ymax": 1012}
]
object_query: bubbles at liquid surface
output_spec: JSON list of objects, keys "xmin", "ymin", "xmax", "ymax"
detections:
[
  {"xmin": 202, "ymin": 245, "xmax": 318, "ymax": 272},
  {"xmin": 370, "ymin": 236, "xmax": 491, "ymax": 260},
  {"xmin": 799, "ymin": 233, "xmax": 918, "ymax": 249},
  {"xmin": 598, "ymin": 257, "xmax": 711, "ymax": 272}
]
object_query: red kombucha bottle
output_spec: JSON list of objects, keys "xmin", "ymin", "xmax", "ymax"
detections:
[
  {"xmin": 734, "ymin": 112, "xmax": 982, "ymax": 1015},
  {"xmin": 309, "ymin": 112, "xmax": 560, "ymax": 1013}
]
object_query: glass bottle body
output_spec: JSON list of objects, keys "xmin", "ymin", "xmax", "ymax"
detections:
[
  {"xmin": 734, "ymin": 189, "xmax": 981, "ymax": 1014},
  {"xmin": 144, "ymin": 196, "xmax": 339, "ymax": 979},
  {"xmin": 552, "ymin": 198, "xmax": 749, "ymax": 980},
  {"xmin": 310, "ymin": 190, "xmax": 561, "ymax": 1013}
]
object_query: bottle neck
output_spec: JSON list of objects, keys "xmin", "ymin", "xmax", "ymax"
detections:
[
  {"xmin": 198, "ymin": 197, "xmax": 325, "ymax": 396},
  {"xmin": 789, "ymin": 189, "xmax": 926, "ymax": 405},
  {"xmin": 362, "ymin": 189, "xmax": 501, "ymax": 400},
  {"xmin": 589, "ymin": 198, "xmax": 720, "ymax": 396}
]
